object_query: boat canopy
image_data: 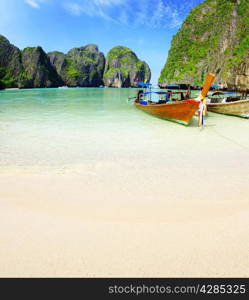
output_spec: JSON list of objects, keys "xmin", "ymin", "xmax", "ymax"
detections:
[
  {"xmin": 211, "ymin": 84, "xmax": 221, "ymax": 88},
  {"xmin": 142, "ymin": 91, "xmax": 190, "ymax": 95},
  {"xmin": 137, "ymin": 81, "xmax": 152, "ymax": 86},
  {"xmin": 155, "ymin": 92, "xmax": 169, "ymax": 95},
  {"xmin": 165, "ymin": 84, "xmax": 180, "ymax": 88},
  {"xmin": 212, "ymin": 91, "xmax": 237, "ymax": 96}
]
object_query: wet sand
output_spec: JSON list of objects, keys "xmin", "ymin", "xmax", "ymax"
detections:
[{"xmin": 1, "ymin": 113, "xmax": 249, "ymax": 277}]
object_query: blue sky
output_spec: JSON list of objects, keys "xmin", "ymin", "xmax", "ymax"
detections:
[{"xmin": 0, "ymin": 0, "xmax": 203, "ymax": 83}]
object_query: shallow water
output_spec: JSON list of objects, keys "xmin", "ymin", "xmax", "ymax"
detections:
[
  {"xmin": 0, "ymin": 88, "xmax": 190, "ymax": 166},
  {"xmin": 0, "ymin": 87, "xmax": 249, "ymax": 168}
]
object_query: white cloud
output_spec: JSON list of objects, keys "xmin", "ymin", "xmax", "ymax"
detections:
[
  {"xmin": 131, "ymin": 0, "xmax": 183, "ymax": 29},
  {"xmin": 63, "ymin": 1, "xmax": 119, "ymax": 22},
  {"xmin": 63, "ymin": 0, "xmax": 199, "ymax": 29},
  {"xmin": 63, "ymin": 3, "xmax": 83, "ymax": 15},
  {"xmin": 150, "ymin": 0, "xmax": 167, "ymax": 28},
  {"xmin": 170, "ymin": 11, "xmax": 182, "ymax": 28},
  {"xmin": 24, "ymin": 0, "xmax": 50, "ymax": 9},
  {"xmin": 25, "ymin": 0, "xmax": 40, "ymax": 8},
  {"xmin": 93, "ymin": 0, "xmax": 124, "ymax": 6},
  {"xmin": 63, "ymin": 0, "xmax": 124, "ymax": 16}
]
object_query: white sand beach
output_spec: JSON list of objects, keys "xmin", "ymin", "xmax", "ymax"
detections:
[{"xmin": 1, "ymin": 111, "xmax": 249, "ymax": 277}]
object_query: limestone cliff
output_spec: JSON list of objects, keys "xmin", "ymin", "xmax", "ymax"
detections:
[
  {"xmin": 48, "ymin": 44, "xmax": 105, "ymax": 87},
  {"xmin": 103, "ymin": 46, "xmax": 151, "ymax": 87},
  {"xmin": 0, "ymin": 35, "xmax": 28, "ymax": 88},
  {"xmin": 159, "ymin": 0, "xmax": 249, "ymax": 89},
  {"xmin": 0, "ymin": 35, "xmax": 151, "ymax": 89},
  {"xmin": 22, "ymin": 46, "xmax": 62, "ymax": 88}
]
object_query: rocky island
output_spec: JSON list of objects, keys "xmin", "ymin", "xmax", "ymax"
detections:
[
  {"xmin": 103, "ymin": 46, "xmax": 151, "ymax": 88},
  {"xmin": 22, "ymin": 46, "xmax": 62, "ymax": 88},
  {"xmin": 48, "ymin": 44, "xmax": 105, "ymax": 87},
  {"xmin": 159, "ymin": 0, "xmax": 249, "ymax": 90},
  {"xmin": 0, "ymin": 35, "xmax": 151, "ymax": 89}
]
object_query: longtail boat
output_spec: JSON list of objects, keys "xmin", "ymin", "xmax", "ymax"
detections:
[
  {"xmin": 207, "ymin": 91, "xmax": 249, "ymax": 118},
  {"xmin": 134, "ymin": 73, "xmax": 215, "ymax": 125},
  {"xmin": 134, "ymin": 99, "xmax": 199, "ymax": 125}
]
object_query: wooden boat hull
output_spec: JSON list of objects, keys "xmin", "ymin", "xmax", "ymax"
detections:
[
  {"xmin": 207, "ymin": 99, "xmax": 249, "ymax": 118},
  {"xmin": 134, "ymin": 100, "xmax": 199, "ymax": 125}
]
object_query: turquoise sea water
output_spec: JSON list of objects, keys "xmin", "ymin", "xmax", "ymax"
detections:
[
  {"xmin": 0, "ymin": 87, "xmax": 174, "ymax": 166},
  {"xmin": 1, "ymin": 87, "xmax": 248, "ymax": 167}
]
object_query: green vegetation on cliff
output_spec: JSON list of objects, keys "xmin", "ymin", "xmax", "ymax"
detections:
[
  {"xmin": 48, "ymin": 44, "xmax": 105, "ymax": 87},
  {"xmin": 106, "ymin": 46, "xmax": 137, "ymax": 66},
  {"xmin": 22, "ymin": 46, "xmax": 62, "ymax": 88},
  {"xmin": 159, "ymin": 0, "xmax": 249, "ymax": 89},
  {"xmin": 0, "ymin": 35, "xmax": 24, "ymax": 88},
  {"xmin": 64, "ymin": 57, "xmax": 81, "ymax": 82},
  {"xmin": 103, "ymin": 46, "xmax": 151, "ymax": 87}
]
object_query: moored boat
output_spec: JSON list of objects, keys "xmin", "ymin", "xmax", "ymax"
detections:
[
  {"xmin": 134, "ymin": 99, "xmax": 199, "ymax": 125},
  {"xmin": 207, "ymin": 99, "xmax": 249, "ymax": 118},
  {"xmin": 207, "ymin": 91, "xmax": 249, "ymax": 118},
  {"xmin": 134, "ymin": 73, "xmax": 215, "ymax": 125}
]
